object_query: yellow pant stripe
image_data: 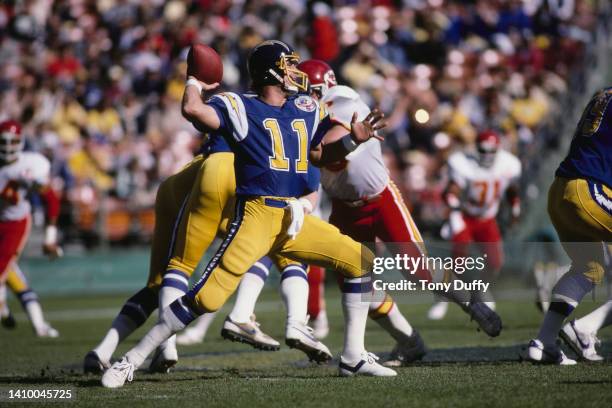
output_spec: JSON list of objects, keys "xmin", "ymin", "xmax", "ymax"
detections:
[
  {"xmin": 388, "ymin": 181, "xmax": 427, "ymax": 254},
  {"xmin": 369, "ymin": 293, "xmax": 395, "ymax": 319}
]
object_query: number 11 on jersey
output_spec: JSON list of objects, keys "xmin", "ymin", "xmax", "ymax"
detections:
[{"xmin": 264, "ymin": 118, "xmax": 309, "ymax": 173}]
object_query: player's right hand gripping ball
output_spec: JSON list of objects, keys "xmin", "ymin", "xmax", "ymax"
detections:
[{"xmin": 187, "ymin": 44, "xmax": 224, "ymax": 84}]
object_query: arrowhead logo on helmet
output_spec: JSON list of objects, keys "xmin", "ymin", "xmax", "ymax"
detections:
[{"xmin": 297, "ymin": 59, "xmax": 337, "ymax": 99}]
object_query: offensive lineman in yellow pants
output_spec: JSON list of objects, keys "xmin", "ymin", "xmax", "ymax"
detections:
[
  {"xmin": 102, "ymin": 40, "xmax": 395, "ymax": 388},
  {"xmin": 525, "ymin": 87, "xmax": 612, "ymax": 364},
  {"xmin": 84, "ymin": 154, "xmax": 205, "ymax": 373}
]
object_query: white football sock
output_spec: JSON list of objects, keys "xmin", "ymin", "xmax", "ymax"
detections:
[
  {"xmin": 575, "ymin": 300, "xmax": 612, "ymax": 333},
  {"xmin": 229, "ymin": 266, "xmax": 268, "ymax": 323},
  {"xmin": 24, "ymin": 300, "xmax": 47, "ymax": 334},
  {"xmin": 92, "ymin": 287, "xmax": 158, "ymax": 362},
  {"xmin": 373, "ymin": 303, "xmax": 414, "ymax": 342},
  {"xmin": 185, "ymin": 311, "xmax": 218, "ymax": 338},
  {"xmin": 158, "ymin": 274, "xmax": 188, "ymax": 354},
  {"xmin": 538, "ymin": 271, "xmax": 594, "ymax": 346},
  {"xmin": 341, "ymin": 277, "xmax": 370, "ymax": 362},
  {"xmin": 94, "ymin": 315, "xmax": 138, "ymax": 363},
  {"xmin": 125, "ymin": 300, "xmax": 192, "ymax": 368},
  {"xmin": 0, "ymin": 285, "xmax": 9, "ymax": 317},
  {"xmin": 280, "ymin": 265, "xmax": 308, "ymax": 324}
]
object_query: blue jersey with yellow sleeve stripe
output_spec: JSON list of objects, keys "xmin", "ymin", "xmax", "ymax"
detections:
[
  {"xmin": 556, "ymin": 87, "xmax": 612, "ymax": 187},
  {"xmin": 207, "ymin": 92, "xmax": 332, "ymax": 197}
]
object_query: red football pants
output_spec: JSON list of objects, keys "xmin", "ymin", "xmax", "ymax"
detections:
[
  {"xmin": 452, "ymin": 215, "xmax": 503, "ymax": 271},
  {"xmin": 0, "ymin": 216, "xmax": 31, "ymax": 282},
  {"xmin": 328, "ymin": 182, "xmax": 431, "ymax": 282},
  {"xmin": 307, "ymin": 265, "xmax": 325, "ymax": 318}
]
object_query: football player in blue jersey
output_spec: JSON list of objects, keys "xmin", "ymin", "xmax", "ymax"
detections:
[
  {"xmin": 102, "ymin": 40, "xmax": 394, "ymax": 387},
  {"xmin": 525, "ymin": 87, "xmax": 611, "ymax": 364},
  {"xmin": 85, "ymin": 141, "xmax": 327, "ymax": 373}
]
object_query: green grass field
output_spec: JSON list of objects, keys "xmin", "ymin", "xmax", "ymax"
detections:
[{"xmin": 1, "ymin": 290, "xmax": 611, "ymax": 407}]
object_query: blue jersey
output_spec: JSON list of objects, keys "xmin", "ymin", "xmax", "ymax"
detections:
[
  {"xmin": 199, "ymin": 132, "xmax": 231, "ymax": 155},
  {"xmin": 557, "ymin": 87, "xmax": 612, "ymax": 187},
  {"xmin": 208, "ymin": 92, "xmax": 332, "ymax": 197}
]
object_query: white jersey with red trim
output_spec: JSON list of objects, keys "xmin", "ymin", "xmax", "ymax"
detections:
[
  {"xmin": 319, "ymin": 85, "xmax": 389, "ymax": 201},
  {"xmin": 0, "ymin": 152, "xmax": 50, "ymax": 222},
  {"xmin": 448, "ymin": 149, "xmax": 521, "ymax": 219}
]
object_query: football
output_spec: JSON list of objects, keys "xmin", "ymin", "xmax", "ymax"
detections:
[{"xmin": 187, "ymin": 43, "xmax": 223, "ymax": 84}]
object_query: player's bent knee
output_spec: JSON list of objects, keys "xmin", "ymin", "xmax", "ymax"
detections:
[
  {"xmin": 193, "ymin": 287, "xmax": 231, "ymax": 313},
  {"xmin": 336, "ymin": 243, "xmax": 374, "ymax": 279},
  {"xmin": 192, "ymin": 267, "xmax": 242, "ymax": 313},
  {"xmin": 166, "ymin": 258, "xmax": 196, "ymax": 278}
]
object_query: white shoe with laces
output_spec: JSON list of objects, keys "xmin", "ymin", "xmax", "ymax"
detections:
[
  {"xmin": 339, "ymin": 351, "xmax": 397, "ymax": 377},
  {"xmin": 101, "ymin": 358, "xmax": 135, "ymax": 388},
  {"xmin": 523, "ymin": 339, "xmax": 577, "ymax": 365},
  {"xmin": 285, "ymin": 319, "xmax": 332, "ymax": 363},
  {"xmin": 560, "ymin": 320, "xmax": 603, "ymax": 362},
  {"xmin": 221, "ymin": 315, "xmax": 281, "ymax": 351}
]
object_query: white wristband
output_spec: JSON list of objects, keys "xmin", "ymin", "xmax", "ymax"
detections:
[
  {"xmin": 186, "ymin": 78, "xmax": 203, "ymax": 94},
  {"xmin": 44, "ymin": 225, "xmax": 58, "ymax": 246},
  {"xmin": 298, "ymin": 197, "xmax": 314, "ymax": 214}
]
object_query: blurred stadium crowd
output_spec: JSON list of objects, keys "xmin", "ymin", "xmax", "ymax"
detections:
[{"xmin": 0, "ymin": 0, "xmax": 606, "ymax": 248}]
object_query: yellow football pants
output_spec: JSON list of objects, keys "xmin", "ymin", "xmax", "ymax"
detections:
[
  {"xmin": 548, "ymin": 177, "xmax": 612, "ymax": 284},
  {"xmin": 187, "ymin": 197, "xmax": 374, "ymax": 313},
  {"xmin": 145, "ymin": 154, "xmax": 207, "ymax": 289},
  {"xmin": 153, "ymin": 152, "xmax": 301, "ymax": 288}
]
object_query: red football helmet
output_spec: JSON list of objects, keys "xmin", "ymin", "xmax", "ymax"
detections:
[
  {"xmin": 475, "ymin": 130, "xmax": 500, "ymax": 168},
  {"xmin": 297, "ymin": 59, "xmax": 337, "ymax": 98},
  {"xmin": 0, "ymin": 120, "xmax": 23, "ymax": 163}
]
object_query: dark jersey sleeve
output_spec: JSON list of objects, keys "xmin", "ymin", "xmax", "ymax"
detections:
[
  {"xmin": 311, "ymin": 115, "xmax": 337, "ymax": 148},
  {"xmin": 206, "ymin": 94, "xmax": 231, "ymax": 133},
  {"xmin": 306, "ymin": 166, "xmax": 321, "ymax": 193}
]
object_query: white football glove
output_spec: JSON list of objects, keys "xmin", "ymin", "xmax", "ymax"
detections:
[
  {"xmin": 285, "ymin": 198, "xmax": 312, "ymax": 240},
  {"xmin": 43, "ymin": 225, "xmax": 63, "ymax": 259},
  {"xmin": 448, "ymin": 210, "xmax": 466, "ymax": 236}
]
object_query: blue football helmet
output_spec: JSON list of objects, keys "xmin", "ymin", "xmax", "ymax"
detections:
[{"xmin": 247, "ymin": 40, "xmax": 308, "ymax": 94}]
